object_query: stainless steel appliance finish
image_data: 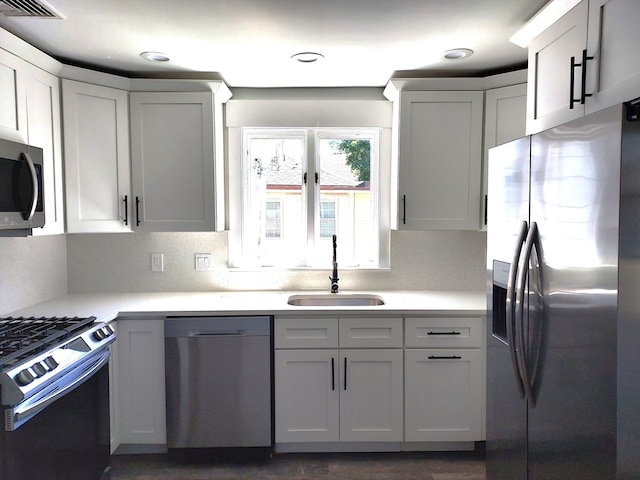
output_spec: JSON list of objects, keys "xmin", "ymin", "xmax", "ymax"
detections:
[
  {"xmin": 165, "ymin": 316, "xmax": 272, "ymax": 450},
  {"xmin": 0, "ymin": 138, "xmax": 45, "ymax": 234},
  {"xmin": 486, "ymin": 103, "xmax": 640, "ymax": 479},
  {"xmin": 0, "ymin": 316, "xmax": 115, "ymax": 480}
]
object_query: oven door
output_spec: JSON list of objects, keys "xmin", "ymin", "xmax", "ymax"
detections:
[{"xmin": 0, "ymin": 352, "xmax": 111, "ymax": 480}]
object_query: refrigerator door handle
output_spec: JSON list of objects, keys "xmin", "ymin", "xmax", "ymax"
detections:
[
  {"xmin": 515, "ymin": 221, "xmax": 539, "ymax": 406},
  {"xmin": 506, "ymin": 220, "xmax": 529, "ymax": 399}
]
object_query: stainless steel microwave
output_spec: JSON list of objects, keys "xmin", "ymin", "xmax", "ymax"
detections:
[{"xmin": 0, "ymin": 138, "xmax": 45, "ymax": 233}]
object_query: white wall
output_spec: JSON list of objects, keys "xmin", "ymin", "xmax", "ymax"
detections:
[
  {"xmin": 0, "ymin": 235, "xmax": 68, "ymax": 315},
  {"xmin": 66, "ymin": 230, "xmax": 486, "ymax": 293}
]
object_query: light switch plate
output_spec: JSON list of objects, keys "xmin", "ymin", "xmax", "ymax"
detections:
[
  {"xmin": 195, "ymin": 253, "xmax": 213, "ymax": 271},
  {"xmin": 151, "ymin": 253, "xmax": 164, "ymax": 272}
]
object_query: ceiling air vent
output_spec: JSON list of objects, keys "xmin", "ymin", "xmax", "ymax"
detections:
[{"xmin": 0, "ymin": 0, "xmax": 64, "ymax": 18}]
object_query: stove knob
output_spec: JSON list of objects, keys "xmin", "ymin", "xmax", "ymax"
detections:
[
  {"xmin": 93, "ymin": 329, "xmax": 106, "ymax": 341},
  {"xmin": 16, "ymin": 369, "xmax": 35, "ymax": 386},
  {"xmin": 32, "ymin": 362, "xmax": 47, "ymax": 377},
  {"xmin": 106, "ymin": 324, "xmax": 116, "ymax": 335},
  {"xmin": 44, "ymin": 356, "xmax": 59, "ymax": 370},
  {"xmin": 101, "ymin": 326, "xmax": 112, "ymax": 337}
]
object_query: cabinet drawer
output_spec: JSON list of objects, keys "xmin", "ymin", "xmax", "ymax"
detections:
[
  {"xmin": 339, "ymin": 317, "xmax": 403, "ymax": 348},
  {"xmin": 275, "ymin": 317, "xmax": 338, "ymax": 348},
  {"xmin": 405, "ymin": 317, "xmax": 482, "ymax": 348}
]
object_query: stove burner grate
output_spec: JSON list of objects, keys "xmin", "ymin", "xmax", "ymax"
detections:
[{"xmin": 0, "ymin": 316, "xmax": 96, "ymax": 369}]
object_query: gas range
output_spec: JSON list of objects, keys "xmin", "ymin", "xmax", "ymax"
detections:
[{"xmin": 0, "ymin": 316, "xmax": 115, "ymax": 429}]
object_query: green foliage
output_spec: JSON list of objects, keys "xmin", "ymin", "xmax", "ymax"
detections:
[{"xmin": 332, "ymin": 140, "xmax": 370, "ymax": 181}]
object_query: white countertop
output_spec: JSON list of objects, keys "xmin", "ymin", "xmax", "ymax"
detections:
[{"xmin": 6, "ymin": 291, "xmax": 486, "ymax": 323}]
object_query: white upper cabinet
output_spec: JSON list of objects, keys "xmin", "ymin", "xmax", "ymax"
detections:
[
  {"xmin": 62, "ymin": 80, "xmax": 132, "ymax": 233},
  {"xmin": 129, "ymin": 92, "xmax": 216, "ymax": 232},
  {"xmin": 482, "ymin": 84, "xmax": 527, "ymax": 228},
  {"xmin": 527, "ymin": 0, "xmax": 640, "ymax": 134},
  {"xmin": 397, "ymin": 91, "xmax": 483, "ymax": 230},
  {"xmin": 0, "ymin": 49, "xmax": 64, "ymax": 235},
  {"xmin": 0, "ymin": 49, "xmax": 27, "ymax": 143},
  {"xmin": 26, "ymin": 66, "xmax": 64, "ymax": 236},
  {"xmin": 584, "ymin": 0, "xmax": 640, "ymax": 114}
]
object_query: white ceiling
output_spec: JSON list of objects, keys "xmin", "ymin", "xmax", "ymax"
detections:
[{"xmin": 0, "ymin": 0, "xmax": 548, "ymax": 87}]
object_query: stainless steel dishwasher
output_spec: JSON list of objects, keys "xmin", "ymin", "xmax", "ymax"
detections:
[{"xmin": 165, "ymin": 316, "xmax": 272, "ymax": 452}]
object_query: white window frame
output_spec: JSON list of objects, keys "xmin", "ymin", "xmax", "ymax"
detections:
[{"xmin": 236, "ymin": 127, "xmax": 381, "ymax": 269}]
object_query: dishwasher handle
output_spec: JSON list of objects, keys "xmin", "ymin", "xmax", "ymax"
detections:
[{"xmin": 193, "ymin": 330, "xmax": 246, "ymax": 337}]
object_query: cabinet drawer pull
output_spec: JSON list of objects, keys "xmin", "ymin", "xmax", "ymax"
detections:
[
  {"xmin": 427, "ymin": 331, "xmax": 461, "ymax": 336},
  {"xmin": 428, "ymin": 355, "xmax": 462, "ymax": 360}
]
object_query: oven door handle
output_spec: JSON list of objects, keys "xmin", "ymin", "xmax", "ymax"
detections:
[{"xmin": 6, "ymin": 349, "xmax": 110, "ymax": 431}]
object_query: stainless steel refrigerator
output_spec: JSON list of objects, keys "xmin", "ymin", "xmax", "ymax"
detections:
[{"xmin": 486, "ymin": 102, "xmax": 640, "ymax": 480}]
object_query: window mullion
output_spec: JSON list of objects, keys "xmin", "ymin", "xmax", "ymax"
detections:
[{"xmin": 305, "ymin": 130, "xmax": 317, "ymax": 265}]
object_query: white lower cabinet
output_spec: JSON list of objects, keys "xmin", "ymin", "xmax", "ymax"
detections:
[
  {"xmin": 404, "ymin": 349, "xmax": 483, "ymax": 442},
  {"xmin": 275, "ymin": 314, "xmax": 485, "ymax": 450},
  {"xmin": 339, "ymin": 349, "xmax": 403, "ymax": 442},
  {"xmin": 275, "ymin": 349, "xmax": 340, "ymax": 443},
  {"xmin": 115, "ymin": 319, "xmax": 166, "ymax": 446},
  {"xmin": 274, "ymin": 316, "xmax": 404, "ymax": 445}
]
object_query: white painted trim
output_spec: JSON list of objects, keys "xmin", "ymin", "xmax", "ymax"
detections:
[{"xmin": 0, "ymin": 27, "xmax": 62, "ymax": 75}]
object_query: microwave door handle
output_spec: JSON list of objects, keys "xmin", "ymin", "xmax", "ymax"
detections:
[{"xmin": 21, "ymin": 152, "xmax": 39, "ymax": 222}]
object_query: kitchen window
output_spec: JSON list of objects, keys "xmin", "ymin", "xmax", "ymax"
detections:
[{"xmin": 239, "ymin": 128, "xmax": 381, "ymax": 268}]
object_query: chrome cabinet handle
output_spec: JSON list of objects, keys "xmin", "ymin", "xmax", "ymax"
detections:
[
  {"xmin": 506, "ymin": 220, "xmax": 528, "ymax": 399},
  {"xmin": 21, "ymin": 152, "xmax": 39, "ymax": 222}
]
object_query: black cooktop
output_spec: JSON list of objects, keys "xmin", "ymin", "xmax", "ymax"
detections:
[{"xmin": 0, "ymin": 316, "xmax": 96, "ymax": 369}]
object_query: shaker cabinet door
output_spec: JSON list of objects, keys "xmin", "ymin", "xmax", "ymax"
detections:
[
  {"xmin": 398, "ymin": 91, "xmax": 483, "ymax": 230},
  {"xmin": 584, "ymin": 0, "xmax": 640, "ymax": 114},
  {"xmin": 405, "ymin": 349, "xmax": 483, "ymax": 442},
  {"xmin": 130, "ymin": 92, "xmax": 215, "ymax": 232},
  {"xmin": 526, "ymin": 0, "xmax": 588, "ymax": 134},
  {"xmin": 62, "ymin": 80, "xmax": 131, "ymax": 233},
  {"xmin": 275, "ymin": 349, "xmax": 340, "ymax": 443},
  {"xmin": 339, "ymin": 349, "xmax": 403, "ymax": 442}
]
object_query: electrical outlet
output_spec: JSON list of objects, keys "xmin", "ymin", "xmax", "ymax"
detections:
[
  {"xmin": 195, "ymin": 253, "xmax": 213, "ymax": 271},
  {"xmin": 151, "ymin": 253, "xmax": 164, "ymax": 272}
]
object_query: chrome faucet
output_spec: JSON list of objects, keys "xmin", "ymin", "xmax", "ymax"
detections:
[{"xmin": 329, "ymin": 234, "xmax": 339, "ymax": 293}]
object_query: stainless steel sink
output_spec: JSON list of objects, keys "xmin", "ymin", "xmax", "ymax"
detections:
[{"xmin": 287, "ymin": 293, "xmax": 385, "ymax": 307}]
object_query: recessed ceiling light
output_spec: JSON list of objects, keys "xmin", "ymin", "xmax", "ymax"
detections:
[
  {"xmin": 291, "ymin": 52, "xmax": 324, "ymax": 64},
  {"xmin": 443, "ymin": 48, "xmax": 474, "ymax": 60},
  {"xmin": 140, "ymin": 51, "xmax": 170, "ymax": 63}
]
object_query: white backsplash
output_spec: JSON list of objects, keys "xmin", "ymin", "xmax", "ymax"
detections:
[
  {"xmin": 66, "ymin": 230, "xmax": 486, "ymax": 293},
  {"xmin": 0, "ymin": 235, "xmax": 68, "ymax": 315}
]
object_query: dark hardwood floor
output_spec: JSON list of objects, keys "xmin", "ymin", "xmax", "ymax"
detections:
[{"xmin": 109, "ymin": 450, "xmax": 486, "ymax": 480}]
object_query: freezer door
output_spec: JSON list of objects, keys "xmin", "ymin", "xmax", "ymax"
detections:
[
  {"xmin": 527, "ymin": 106, "xmax": 620, "ymax": 479},
  {"xmin": 486, "ymin": 136, "xmax": 530, "ymax": 480}
]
